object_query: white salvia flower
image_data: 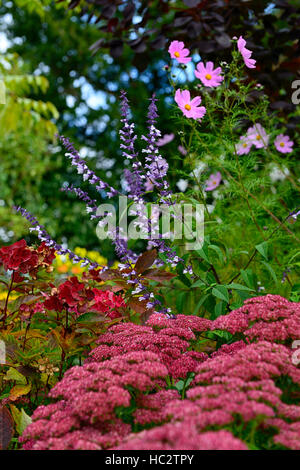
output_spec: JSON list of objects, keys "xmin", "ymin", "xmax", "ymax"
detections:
[
  {"xmin": 118, "ymin": 263, "xmax": 128, "ymax": 271},
  {"xmin": 176, "ymin": 179, "xmax": 188, "ymax": 192}
]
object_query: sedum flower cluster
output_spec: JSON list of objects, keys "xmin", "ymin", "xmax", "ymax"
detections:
[{"xmin": 21, "ymin": 295, "xmax": 300, "ymax": 450}]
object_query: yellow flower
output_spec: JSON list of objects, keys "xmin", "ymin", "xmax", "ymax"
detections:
[{"xmin": 53, "ymin": 246, "xmax": 114, "ymax": 275}]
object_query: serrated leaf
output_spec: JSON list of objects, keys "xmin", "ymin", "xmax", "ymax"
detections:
[{"xmin": 212, "ymin": 285, "xmax": 229, "ymax": 303}]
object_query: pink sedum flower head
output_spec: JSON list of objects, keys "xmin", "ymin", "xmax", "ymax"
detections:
[
  {"xmin": 205, "ymin": 172, "xmax": 222, "ymax": 191},
  {"xmin": 274, "ymin": 134, "xmax": 294, "ymax": 154},
  {"xmin": 175, "ymin": 89, "xmax": 206, "ymax": 120},
  {"xmin": 235, "ymin": 136, "xmax": 252, "ymax": 155},
  {"xmin": 237, "ymin": 36, "xmax": 256, "ymax": 69},
  {"xmin": 195, "ymin": 61, "xmax": 224, "ymax": 88},
  {"xmin": 157, "ymin": 133, "xmax": 175, "ymax": 147},
  {"xmin": 168, "ymin": 40, "xmax": 191, "ymax": 64},
  {"xmin": 247, "ymin": 123, "xmax": 269, "ymax": 149}
]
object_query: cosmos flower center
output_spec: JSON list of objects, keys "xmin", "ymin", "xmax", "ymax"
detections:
[
  {"xmin": 184, "ymin": 104, "xmax": 191, "ymax": 110},
  {"xmin": 243, "ymin": 143, "xmax": 248, "ymax": 148},
  {"xmin": 256, "ymin": 135, "xmax": 261, "ymax": 140},
  {"xmin": 212, "ymin": 181, "xmax": 217, "ymax": 185},
  {"xmin": 174, "ymin": 51, "xmax": 180, "ymax": 58},
  {"xmin": 279, "ymin": 142, "xmax": 285, "ymax": 147},
  {"xmin": 205, "ymin": 74, "xmax": 212, "ymax": 80}
]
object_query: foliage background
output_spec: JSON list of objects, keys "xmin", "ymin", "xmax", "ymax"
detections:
[{"xmin": 0, "ymin": 0, "xmax": 299, "ymax": 267}]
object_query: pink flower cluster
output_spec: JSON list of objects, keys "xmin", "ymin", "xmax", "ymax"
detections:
[
  {"xmin": 20, "ymin": 350, "xmax": 168, "ymax": 450},
  {"xmin": 211, "ymin": 294, "xmax": 300, "ymax": 342},
  {"xmin": 116, "ymin": 427, "xmax": 247, "ymax": 451},
  {"xmin": 88, "ymin": 318, "xmax": 208, "ymax": 379},
  {"xmin": 21, "ymin": 295, "xmax": 300, "ymax": 450},
  {"xmin": 235, "ymin": 124, "xmax": 294, "ymax": 155}
]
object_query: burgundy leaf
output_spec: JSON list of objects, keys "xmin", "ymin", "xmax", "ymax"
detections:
[{"xmin": 134, "ymin": 249, "xmax": 157, "ymax": 275}]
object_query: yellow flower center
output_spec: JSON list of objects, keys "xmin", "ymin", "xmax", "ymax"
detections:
[
  {"xmin": 256, "ymin": 135, "xmax": 261, "ymax": 140},
  {"xmin": 205, "ymin": 73, "xmax": 212, "ymax": 80},
  {"xmin": 280, "ymin": 142, "xmax": 285, "ymax": 147},
  {"xmin": 174, "ymin": 51, "xmax": 180, "ymax": 58},
  {"xmin": 184, "ymin": 104, "xmax": 191, "ymax": 110},
  {"xmin": 243, "ymin": 143, "xmax": 248, "ymax": 148},
  {"xmin": 212, "ymin": 181, "xmax": 217, "ymax": 185}
]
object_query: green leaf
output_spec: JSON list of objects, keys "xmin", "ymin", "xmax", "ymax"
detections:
[
  {"xmin": 191, "ymin": 279, "xmax": 206, "ymax": 288},
  {"xmin": 261, "ymin": 261, "xmax": 277, "ymax": 284},
  {"xmin": 196, "ymin": 245, "xmax": 210, "ymax": 263},
  {"xmin": 225, "ymin": 283, "xmax": 255, "ymax": 292},
  {"xmin": 4, "ymin": 368, "xmax": 27, "ymax": 385},
  {"xmin": 212, "ymin": 285, "xmax": 229, "ymax": 303},
  {"xmin": 176, "ymin": 292, "xmax": 186, "ymax": 312},
  {"xmin": 193, "ymin": 294, "xmax": 210, "ymax": 314},
  {"xmin": 9, "ymin": 406, "xmax": 32, "ymax": 435},
  {"xmin": 208, "ymin": 244, "xmax": 224, "ymax": 263},
  {"xmin": 214, "ymin": 301, "xmax": 226, "ymax": 318},
  {"xmin": 240, "ymin": 269, "xmax": 256, "ymax": 290},
  {"xmin": 229, "ymin": 300, "xmax": 244, "ymax": 310},
  {"xmin": 255, "ymin": 241, "xmax": 269, "ymax": 260},
  {"xmin": 175, "ymin": 380, "xmax": 184, "ymax": 391}
]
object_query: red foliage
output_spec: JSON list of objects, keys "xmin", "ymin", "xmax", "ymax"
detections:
[
  {"xmin": 0, "ymin": 239, "xmax": 55, "ymax": 277},
  {"xmin": 92, "ymin": 289, "xmax": 125, "ymax": 319},
  {"xmin": 0, "ymin": 239, "xmax": 38, "ymax": 274}
]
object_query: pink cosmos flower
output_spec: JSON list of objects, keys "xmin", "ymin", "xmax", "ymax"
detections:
[
  {"xmin": 274, "ymin": 134, "xmax": 294, "ymax": 154},
  {"xmin": 195, "ymin": 61, "xmax": 224, "ymax": 88},
  {"xmin": 237, "ymin": 36, "xmax": 256, "ymax": 69},
  {"xmin": 205, "ymin": 172, "xmax": 222, "ymax": 191},
  {"xmin": 157, "ymin": 133, "xmax": 175, "ymax": 147},
  {"xmin": 175, "ymin": 89, "xmax": 206, "ymax": 120},
  {"xmin": 168, "ymin": 40, "xmax": 191, "ymax": 64},
  {"xmin": 235, "ymin": 136, "xmax": 253, "ymax": 155},
  {"xmin": 247, "ymin": 123, "xmax": 269, "ymax": 149}
]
